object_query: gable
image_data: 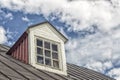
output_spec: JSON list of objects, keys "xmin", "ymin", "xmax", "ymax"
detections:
[{"xmin": 28, "ymin": 22, "xmax": 68, "ymax": 43}]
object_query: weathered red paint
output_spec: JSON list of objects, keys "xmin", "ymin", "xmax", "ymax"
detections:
[
  {"xmin": 19, "ymin": 42, "xmax": 22, "ymax": 60},
  {"xmin": 14, "ymin": 49, "xmax": 17, "ymax": 58},
  {"xmin": 6, "ymin": 32, "xmax": 29, "ymax": 64},
  {"xmin": 20, "ymin": 41, "xmax": 23, "ymax": 61},
  {"xmin": 18, "ymin": 44, "xmax": 20, "ymax": 60},
  {"xmin": 24, "ymin": 37, "xmax": 28, "ymax": 64},
  {"xmin": 25, "ymin": 36, "xmax": 28, "ymax": 64},
  {"xmin": 23, "ymin": 37, "xmax": 26, "ymax": 63},
  {"xmin": 16, "ymin": 47, "xmax": 18, "ymax": 59},
  {"xmin": 22, "ymin": 40, "xmax": 24, "ymax": 62}
]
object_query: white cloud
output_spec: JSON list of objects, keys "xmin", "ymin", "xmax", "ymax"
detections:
[
  {"xmin": 107, "ymin": 68, "xmax": 120, "ymax": 80},
  {"xmin": 5, "ymin": 13, "xmax": 13, "ymax": 20},
  {"xmin": 65, "ymin": 28, "xmax": 120, "ymax": 79},
  {"xmin": 0, "ymin": 26, "xmax": 7, "ymax": 44},
  {"xmin": 0, "ymin": 27, "xmax": 15, "ymax": 45},
  {"xmin": 1, "ymin": 0, "xmax": 120, "ymax": 31},
  {"xmin": 22, "ymin": 16, "xmax": 29, "ymax": 22},
  {"xmin": 6, "ymin": 28, "xmax": 18, "ymax": 46},
  {"xmin": 56, "ymin": 26, "xmax": 68, "ymax": 38},
  {"xmin": 0, "ymin": 9, "xmax": 13, "ymax": 21}
]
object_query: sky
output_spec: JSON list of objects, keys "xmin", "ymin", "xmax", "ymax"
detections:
[{"xmin": 0, "ymin": 0, "xmax": 120, "ymax": 79}]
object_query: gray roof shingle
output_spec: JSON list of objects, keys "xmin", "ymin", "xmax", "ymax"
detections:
[{"xmin": 0, "ymin": 44, "xmax": 115, "ymax": 80}]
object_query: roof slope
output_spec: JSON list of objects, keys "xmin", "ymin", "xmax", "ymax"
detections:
[{"xmin": 0, "ymin": 45, "xmax": 114, "ymax": 80}]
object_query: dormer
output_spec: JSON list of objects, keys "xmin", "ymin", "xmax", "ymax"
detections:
[{"xmin": 6, "ymin": 22, "xmax": 68, "ymax": 75}]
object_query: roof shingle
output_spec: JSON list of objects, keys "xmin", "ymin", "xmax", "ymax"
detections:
[{"xmin": 0, "ymin": 44, "xmax": 115, "ymax": 80}]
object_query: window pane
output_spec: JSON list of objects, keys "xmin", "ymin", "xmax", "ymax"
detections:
[
  {"xmin": 53, "ymin": 60, "xmax": 59, "ymax": 68},
  {"xmin": 52, "ymin": 44, "xmax": 58, "ymax": 51},
  {"xmin": 52, "ymin": 52, "xmax": 58, "ymax": 59},
  {"xmin": 37, "ymin": 56, "xmax": 44, "ymax": 64},
  {"xmin": 45, "ymin": 58, "xmax": 51, "ymax": 66},
  {"xmin": 37, "ymin": 47, "xmax": 43, "ymax": 55},
  {"xmin": 45, "ymin": 50, "xmax": 51, "ymax": 57},
  {"xmin": 37, "ymin": 39, "xmax": 43, "ymax": 47},
  {"xmin": 45, "ymin": 41, "xmax": 50, "ymax": 49}
]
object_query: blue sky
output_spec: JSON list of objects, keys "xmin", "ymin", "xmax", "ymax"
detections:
[{"xmin": 0, "ymin": 0, "xmax": 120, "ymax": 79}]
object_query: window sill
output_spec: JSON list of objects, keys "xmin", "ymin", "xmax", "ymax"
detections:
[{"xmin": 36, "ymin": 62, "xmax": 61, "ymax": 71}]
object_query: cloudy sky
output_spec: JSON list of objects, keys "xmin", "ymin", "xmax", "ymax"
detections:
[{"xmin": 0, "ymin": 0, "xmax": 120, "ymax": 79}]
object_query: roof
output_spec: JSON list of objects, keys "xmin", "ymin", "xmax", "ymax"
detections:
[
  {"xmin": 27, "ymin": 21, "xmax": 68, "ymax": 43},
  {"xmin": 0, "ymin": 44, "xmax": 114, "ymax": 80}
]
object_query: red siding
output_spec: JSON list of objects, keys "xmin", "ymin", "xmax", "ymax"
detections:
[
  {"xmin": 25, "ymin": 36, "xmax": 28, "ymax": 64},
  {"xmin": 7, "ymin": 32, "xmax": 29, "ymax": 64},
  {"xmin": 16, "ymin": 47, "xmax": 18, "ymax": 59}
]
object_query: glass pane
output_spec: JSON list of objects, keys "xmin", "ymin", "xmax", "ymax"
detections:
[
  {"xmin": 45, "ymin": 58, "xmax": 51, "ymax": 66},
  {"xmin": 53, "ymin": 60, "xmax": 59, "ymax": 68},
  {"xmin": 37, "ymin": 47, "xmax": 43, "ymax": 55},
  {"xmin": 52, "ymin": 52, "xmax": 58, "ymax": 59},
  {"xmin": 37, "ymin": 39, "xmax": 43, "ymax": 47},
  {"xmin": 45, "ymin": 41, "xmax": 50, "ymax": 49},
  {"xmin": 37, "ymin": 56, "xmax": 44, "ymax": 64},
  {"xmin": 45, "ymin": 50, "xmax": 51, "ymax": 57},
  {"xmin": 52, "ymin": 44, "xmax": 58, "ymax": 51}
]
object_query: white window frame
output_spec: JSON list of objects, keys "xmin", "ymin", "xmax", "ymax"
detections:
[{"xmin": 35, "ymin": 36, "xmax": 61, "ymax": 70}]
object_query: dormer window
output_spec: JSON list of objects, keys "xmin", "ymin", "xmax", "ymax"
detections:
[
  {"xmin": 7, "ymin": 22, "xmax": 68, "ymax": 75},
  {"xmin": 36, "ymin": 37, "xmax": 59, "ymax": 69}
]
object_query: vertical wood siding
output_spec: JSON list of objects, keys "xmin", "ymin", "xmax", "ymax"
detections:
[{"xmin": 7, "ymin": 32, "xmax": 28, "ymax": 64}]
